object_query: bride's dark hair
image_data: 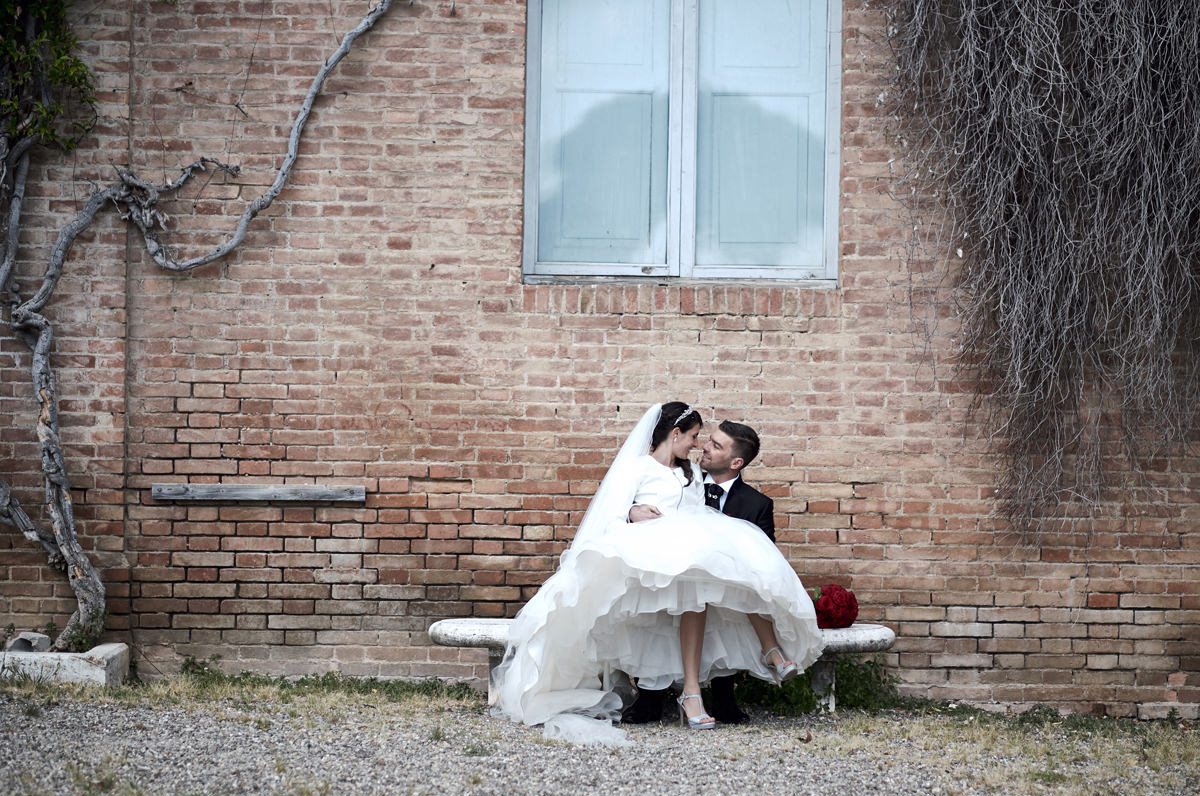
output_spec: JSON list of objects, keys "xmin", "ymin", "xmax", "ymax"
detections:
[{"xmin": 650, "ymin": 401, "xmax": 702, "ymax": 485}]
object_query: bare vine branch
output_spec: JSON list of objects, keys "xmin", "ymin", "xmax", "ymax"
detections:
[
  {"xmin": 0, "ymin": 478, "xmax": 64, "ymax": 570},
  {"xmin": 129, "ymin": 0, "xmax": 394, "ymax": 271},
  {"xmin": 2, "ymin": 144, "xmax": 31, "ymax": 306}
]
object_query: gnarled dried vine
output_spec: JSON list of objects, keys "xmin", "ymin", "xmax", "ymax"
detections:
[
  {"xmin": 1, "ymin": 0, "xmax": 396, "ymax": 649},
  {"xmin": 2, "ymin": 0, "xmax": 102, "ymax": 651},
  {"xmin": 886, "ymin": 0, "xmax": 1200, "ymax": 530}
]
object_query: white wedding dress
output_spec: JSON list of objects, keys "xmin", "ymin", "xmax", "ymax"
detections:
[{"xmin": 491, "ymin": 405, "xmax": 823, "ymax": 744}]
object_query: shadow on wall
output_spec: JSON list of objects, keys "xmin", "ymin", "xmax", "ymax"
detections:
[{"xmin": 534, "ymin": 92, "xmax": 823, "ymax": 271}]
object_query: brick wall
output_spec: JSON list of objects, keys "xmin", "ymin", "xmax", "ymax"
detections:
[{"xmin": 0, "ymin": 0, "xmax": 1195, "ymax": 719}]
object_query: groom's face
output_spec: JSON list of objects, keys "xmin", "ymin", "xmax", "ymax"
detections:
[{"xmin": 700, "ymin": 429, "xmax": 737, "ymax": 475}]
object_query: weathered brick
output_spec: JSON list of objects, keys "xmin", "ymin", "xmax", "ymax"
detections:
[
  {"xmin": 0, "ymin": 0, "xmax": 1191, "ymax": 722},
  {"xmin": 930, "ymin": 622, "xmax": 993, "ymax": 638}
]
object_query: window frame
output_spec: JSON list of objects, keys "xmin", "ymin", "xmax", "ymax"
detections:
[{"xmin": 521, "ymin": 0, "xmax": 843, "ymax": 285}]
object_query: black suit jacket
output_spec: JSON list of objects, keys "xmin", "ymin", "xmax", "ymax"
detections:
[{"xmin": 713, "ymin": 475, "xmax": 775, "ymax": 542}]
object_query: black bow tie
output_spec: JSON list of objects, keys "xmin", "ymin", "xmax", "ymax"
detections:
[{"xmin": 704, "ymin": 483, "xmax": 723, "ymax": 509}]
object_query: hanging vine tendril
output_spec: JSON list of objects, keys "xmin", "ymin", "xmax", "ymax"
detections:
[{"xmin": 885, "ymin": 0, "xmax": 1200, "ymax": 532}]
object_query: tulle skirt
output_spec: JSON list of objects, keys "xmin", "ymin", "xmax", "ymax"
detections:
[{"xmin": 491, "ymin": 505, "xmax": 824, "ymax": 728}]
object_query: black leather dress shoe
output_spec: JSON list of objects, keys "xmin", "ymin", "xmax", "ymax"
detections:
[
  {"xmin": 621, "ymin": 687, "xmax": 670, "ymax": 724},
  {"xmin": 709, "ymin": 701, "xmax": 749, "ymax": 725},
  {"xmin": 709, "ymin": 673, "xmax": 749, "ymax": 724}
]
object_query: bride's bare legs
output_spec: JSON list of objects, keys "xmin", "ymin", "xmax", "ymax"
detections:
[
  {"xmin": 748, "ymin": 613, "xmax": 796, "ymax": 668},
  {"xmin": 678, "ymin": 609, "xmax": 713, "ymax": 722}
]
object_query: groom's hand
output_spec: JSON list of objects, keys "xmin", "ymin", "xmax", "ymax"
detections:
[{"xmin": 628, "ymin": 504, "xmax": 662, "ymax": 522}]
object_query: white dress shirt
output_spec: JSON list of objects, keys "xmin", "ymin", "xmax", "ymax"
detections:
[{"xmin": 703, "ymin": 473, "xmax": 736, "ymax": 512}]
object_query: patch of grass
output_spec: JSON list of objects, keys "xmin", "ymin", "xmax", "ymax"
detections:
[
  {"xmin": 804, "ymin": 704, "xmax": 1199, "ymax": 796},
  {"xmin": 1030, "ymin": 766, "xmax": 1069, "ymax": 785},
  {"xmin": 0, "ymin": 667, "xmax": 50, "ymax": 691},
  {"xmin": 286, "ymin": 670, "xmax": 478, "ymax": 703},
  {"xmin": 1014, "ymin": 703, "xmax": 1063, "ymax": 727},
  {"xmin": 0, "ymin": 670, "xmax": 64, "ymax": 714},
  {"xmin": 175, "ymin": 655, "xmax": 477, "ymax": 704},
  {"xmin": 462, "ymin": 741, "xmax": 492, "ymax": 757},
  {"xmin": 14, "ymin": 771, "xmax": 52, "ymax": 796},
  {"xmin": 2, "ymin": 670, "xmax": 1194, "ymax": 796},
  {"xmin": 529, "ymin": 734, "xmax": 568, "ymax": 747},
  {"xmin": 67, "ymin": 759, "xmax": 115, "ymax": 795},
  {"xmin": 833, "ymin": 653, "xmax": 902, "ymax": 710},
  {"xmin": 735, "ymin": 667, "xmax": 820, "ymax": 714},
  {"xmin": 284, "ymin": 780, "xmax": 332, "ymax": 796},
  {"xmin": 736, "ymin": 653, "xmax": 902, "ymax": 714},
  {"xmin": 66, "ymin": 756, "xmax": 144, "ymax": 796},
  {"xmin": 0, "ymin": 655, "xmax": 483, "ymax": 733}
]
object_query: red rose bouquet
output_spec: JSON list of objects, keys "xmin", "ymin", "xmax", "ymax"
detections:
[{"xmin": 814, "ymin": 584, "xmax": 858, "ymax": 629}]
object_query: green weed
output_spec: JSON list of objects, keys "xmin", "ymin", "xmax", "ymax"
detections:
[
  {"xmin": 736, "ymin": 653, "xmax": 901, "ymax": 714},
  {"xmin": 176, "ymin": 656, "xmax": 476, "ymax": 704}
]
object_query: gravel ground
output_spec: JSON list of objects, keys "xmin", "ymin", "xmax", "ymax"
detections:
[{"xmin": 0, "ymin": 692, "xmax": 1191, "ymax": 796}]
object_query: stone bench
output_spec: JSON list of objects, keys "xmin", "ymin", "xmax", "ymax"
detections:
[{"xmin": 428, "ymin": 618, "xmax": 895, "ymax": 713}]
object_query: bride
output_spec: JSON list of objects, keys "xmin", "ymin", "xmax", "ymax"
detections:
[{"xmin": 491, "ymin": 402, "xmax": 823, "ymax": 743}]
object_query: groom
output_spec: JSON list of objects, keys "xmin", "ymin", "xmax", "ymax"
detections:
[{"xmin": 622, "ymin": 419, "xmax": 774, "ymax": 725}]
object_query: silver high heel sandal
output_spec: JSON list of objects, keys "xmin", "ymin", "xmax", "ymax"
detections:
[
  {"xmin": 676, "ymin": 693, "xmax": 716, "ymax": 730},
  {"xmin": 761, "ymin": 646, "xmax": 800, "ymax": 685}
]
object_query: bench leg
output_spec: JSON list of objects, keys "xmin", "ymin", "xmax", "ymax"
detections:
[
  {"xmin": 487, "ymin": 648, "xmax": 504, "ymax": 705},
  {"xmin": 811, "ymin": 655, "xmax": 836, "ymax": 712}
]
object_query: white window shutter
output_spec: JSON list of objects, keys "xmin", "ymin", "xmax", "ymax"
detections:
[
  {"xmin": 693, "ymin": 0, "xmax": 827, "ymax": 276},
  {"xmin": 536, "ymin": 0, "xmax": 671, "ymax": 267}
]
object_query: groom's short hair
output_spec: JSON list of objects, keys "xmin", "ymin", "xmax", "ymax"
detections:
[{"xmin": 718, "ymin": 420, "xmax": 761, "ymax": 469}]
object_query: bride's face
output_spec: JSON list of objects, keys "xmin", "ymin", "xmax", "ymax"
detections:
[{"xmin": 670, "ymin": 424, "xmax": 701, "ymax": 459}]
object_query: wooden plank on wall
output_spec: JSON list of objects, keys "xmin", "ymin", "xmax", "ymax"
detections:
[{"xmin": 151, "ymin": 484, "xmax": 366, "ymax": 503}]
